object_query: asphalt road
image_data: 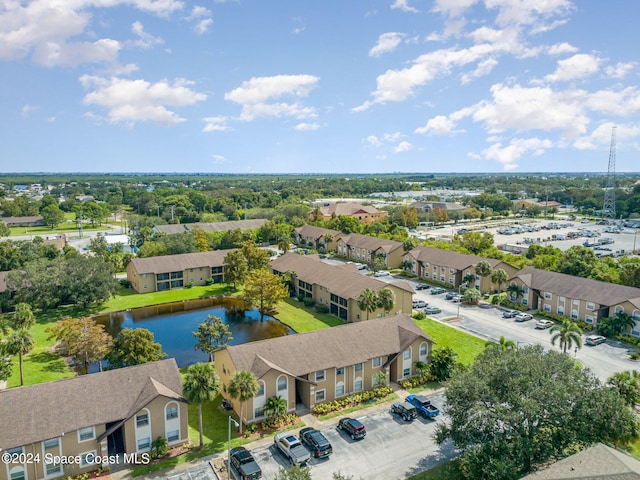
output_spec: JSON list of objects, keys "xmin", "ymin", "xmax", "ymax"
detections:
[{"xmin": 248, "ymin": 391, "xmax": 454, "ymax": 480}]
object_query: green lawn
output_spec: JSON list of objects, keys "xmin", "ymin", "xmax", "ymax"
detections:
[
  {"xmin": 413, "ymin": 317, "xmax": 486, "ymax": 365},
  {"xmin": 274, "ymin": 298, "xmax": 345, "ymax": 332},
  {"xmin": 9, "ymin": 221, "xmax": 108, "ymax": 236},
  {"xmin": 408, "ymin": 459, "xmax": 464, "ymax": 479}
]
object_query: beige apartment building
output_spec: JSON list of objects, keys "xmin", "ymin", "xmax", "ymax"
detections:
[
  {"xmin": 336, "ymin": 233, "xmax": 404, "ymax": 269},
  {"xmin": 292, "ymin": 225, "xmax": 341, "ymax": 251},
  {"xmin": 215, "ymin": 315, "xmax": 433, "ymax": 423},
  {"xmin": 0, "ymin": 360, "xmax": 188, "ymax": 480},
  {"xmin": 309, "ymin": 202, "xmax": 388, "ymax": 224}
]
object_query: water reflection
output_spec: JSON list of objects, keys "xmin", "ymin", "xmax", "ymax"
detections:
[{"xmin": 93, "ymin": 297, "xmax": 292, "ymax": 368}]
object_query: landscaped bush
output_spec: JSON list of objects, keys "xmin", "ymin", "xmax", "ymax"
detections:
[
  {"xmin": 314, "ymin": 304, "xmax": 329, "ymax": 314},
  {"xmin": 119, "ymin": 279, "xmax": 132, "ymax": 288},
  {"xmin": 261, "ymin": 413, "xmax": 298, "ymax": 430},
  {"xmin": 302, "ymin": 297, "xmax": 316, "ymax": 307},
  {"xmin": 616, "ymin": 333, "xmax": 640, "ymax": 347},
  {"xmin": 311, "ymin": 386, "xmax": 393, "ymax": 415},
  {"xmin": 398, "ymin": 369, "xmax": 435, "ymax": 389},
  {"xmin": 499, "ymin": 298, "xmax": 528, "ymax": 311},
  {"xmin": 296, "ymin": 294, "xmax": 305, "ymax": 302},
  {"xmin": 413, "ymin": 311, "xmax": 426, "ymax": 320}
]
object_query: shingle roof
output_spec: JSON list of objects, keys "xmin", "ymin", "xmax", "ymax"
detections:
[
  {"xmin": 513, "ymin": 267, "xmax": 640, "ymax": 307},
  {"xmin": 319, "ymin": 203, "xmax": 384, "ymax": 217},
  {"xmin": 293, "ymin": 225, "xmax": 341, "ymax": 240},
  {"xmin": 270, "ymin": 253, "xmax": 413, "ymax": 300},
  {"xmin": 338, "ymin": 233, "xmax": 403, "ymax": 254},
  {"xmin": 407, "ymin": 246, "xmax": 505, "ymax": 270},
  {"xmin": 522, "ymin": 443, "xmax": 640, "ymax": 479},
  {"xmin": 154, "ymin": 219, "xmax": 267, "ymax": 235},
  {"xmin": 130, "ymin": 249, "xmax": 234, "ymax": 275},
  {"xmin": 226, "ymin": 314, "xmax": 432, "ymax": 378},
  {"xmin": 0, "ymin": 359, "xmax": 184, "ymax": 450}
]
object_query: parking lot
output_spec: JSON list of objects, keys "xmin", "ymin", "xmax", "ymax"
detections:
[{"xmin": 245, "ymin": 390, "xmax": 454, "ymax": 480}]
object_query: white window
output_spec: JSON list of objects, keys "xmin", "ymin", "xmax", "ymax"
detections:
[
  {"xmin": 354, "ymin": 363, "xmax": 363, "ymax": 373},
  {"xmin": 167, "ymin": 430, "xmax": 180, "ymax": 442},
  {"xmin": 572, "ymin": 299, "xmax": 579, "ymax": 306},
  {"xmin": 335, "ymin": 382, "xmax": 345, "ymax": 396},
  {"xmin": 449, "ymin": 268, "xmax": 455, "ymax": 274},
  {"xmin": 45, "ymin": 461, "xmax": 62, "ymax": 476},
  {"xmin": 403, "ymin": 349, "xmax": 411, "ymax": 360},
  {"xmin": 544, "ymin": 292, "xmax": 552, "ymax": 299},
  {"xmin": 137, "ymin": 438, "xmax": 151, "ymax": 450},
  {"xmin": 336, "ymin": 367, "xmax": 344, "ymax": 376},
  {"xmin": 372, "ymin": 357, "xmax": 381, "ymax": 368},
  {"xmin": 544, "ymin": 304, "xmax": 551, "ymax": 312},
  {"xmin": 43, "ymin": 438, "xmax": 59, "ymax": 450},
  {"xmin": 277, "ymin": 376, "xmax": 287, "ymax": 391},
  {"xmin": 354, "ymin": 378, "xmax": 363, "ymax": 392},
  {"xmin": 571, "ymin": 310, "xmax": 578, "ymax": 320},
  {"xmin": 256, "ymin": 381, "xmax": 265, "ymax": 397},
  {"xmin": 585, "ymin": 315, "xmax": 594, "ymax": 324},
  {"xmin": 558, "ymin": 307, "xmax": 565, "ymax": 315},
  {"xmin": 403, "ymin": 367, "xmax": 411, "ymax": 377},
  {"xmin": 559, "ymin": 296, "xmax": 565, "ymax": 303},
  {"xmin": 315, "ymin": 390, "xmax": 326, "ymax": 402},
  {"xmin": 136, "ymin": 412, "xmax": 149, "ymax": 427},
  {"xmin": 254, "ymin": 406, "xmax": 265, "ymax": 418},
  {"xmin": 166, "ymin": 404, "xmax": 179, "ymax": 420},
  {"xmin": 78, "ymin": 426, "xmax": 95, "ymax": 442},
  {"xmin": 586, "ymin": 302, "xmax": 595, "ymax": 311},
  {"xmin": 80, "ymin": 452, "xmax": 96, "ymax": 467},
  {"xmin": 9, "ymin": 467, "xmax": 25, "ymax": 480},
  {"xmin": 523, "ymin": 287, "xmax": 529, "ymax": 294},
  {"xmin": 419, "ymin": 342, "xmax": 428, "ymax": 359},
  {"xmin": 315, "ymin": 370, "xmax": 325, "ymax": 382}
]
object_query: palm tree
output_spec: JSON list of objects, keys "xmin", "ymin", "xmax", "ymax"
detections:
[
  {"xmin": 357, "ymin": 288, "xmax": 379, "ymax": 320},
  {"xmin": 228, "ymin": 370, "xmax": 259, "ymax": 434},
  {"xmin": 3, "ymin": 329, "xmax": 35, "ymax": 386},
  {"xmin": 550, "ymin": 319, "xmax": 583, "ymax": 354},
  {"xmin": 490, "ymin": 269, "xmax": 508, "ymax": 294},
  {"xmin": 608, "ymin": 370, "xmax": 640, "ymax": 407},
  {"xmin": 12, "ymin": 303, "xmax": 35, "ymax": 330},
  {"xmin": 475, "ymin": 261, "xmax": 492, "ymax": 280},
  {"xmin": 264, "ymin": 395, "xmax": 288, "ymax": 424},
  {"xmin": 377, "ymin": 288, "xmax": 396, "ymax": 317},
  {"xmin": 485, "ymin": 336, "xmax": 517, "ymax": 351},
  {"xmin": 182, "ymin": 362, "xmax": 221, "ymax": 447},
  {"xmin": 322, "ymin": 233, "xmax": 334, "ymax": 251},
  {"xmin": 612, "ymin": 311, "xmax": 636, "ymax": 335},
  {"xmin": 507, "ymin": 283, "xmax": 525, "ymax": 303}
]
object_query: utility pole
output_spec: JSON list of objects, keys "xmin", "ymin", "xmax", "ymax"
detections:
[
  {"xmin": 602, "ymin": 126, "xmax": 617, "ymax": 221},
  {"xmin": 78, "ymin": 210, "xmax": 83, "ymax": 238}
]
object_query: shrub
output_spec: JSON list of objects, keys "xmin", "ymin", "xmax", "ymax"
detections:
[
  {"xmin": 119, "ymin": 279, "xmax": 131, "ymax": 288},
  {"xmin": 297, "ymin": 294, "xmax": 305, "ymax": 302},
  {"xmin": 245, "ymin": 423, "xmax": 258, "ymax": 435},
  {"xmin": 630, "ymin": 352, "xmax": 640, "ymax": 360},
  {"xmin": 311, "ymin": 386, "xmax": 392, "ymax": 415},
  {"xmin": 204, "ymin": 278, "xmax": 214, "ymax": 285},
  {"xmin": 499, "ymin": 299, "xmax": 528, "ymax": 311},
  {"xmin": 413, "ymin": 311, "xmax": 426, "ymax": 320},
  {"xmin": 151, "ymin": 436, "xmax": 169, "ymax": 459},
  {"xmin": 315, "ymin": 304, "xmax": 329, "ymax": 314},
  {"xmin": 302, "ymin": 297, "xmax": 316, "ymax": 307},
  {"xmin": 185, "ymin": 281, "xmax": 194, "ymax": 289}
]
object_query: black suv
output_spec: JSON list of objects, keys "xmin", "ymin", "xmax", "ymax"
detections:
[
  {"xmin": 299, "ymin": 427, "xmax": 333, "ymax": 458},
  {"xmin": 229, "ymin": 447, "xmax": 262, "ymax": 480},
  {"xmin": 337, "ymin": 418, "xmax": 366, "ymax": 440}
]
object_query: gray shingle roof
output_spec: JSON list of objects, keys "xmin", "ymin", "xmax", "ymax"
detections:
[
  {"xmin": 129, "ymin": 249, "xmax": 234, "ymax": 275},
  {"xmin": 407, "ymin": 246, "xmax": 505, "ymax": 270},
  {"xmin": 0, "ymin": 359, "xmax": 184, "ymax": 450},
  {"xmin": 338, "ymin": 233, "xmax": 403, "ymax": 254},
  {"xmin": 319, "ymin": 203, "xmax": 383, "ymax": 217},
  {"xmin": 513, "ymin": 267, "xmax": 640, "ymax": 307},
  {"xmin": 522, "ymin": 443, "xmax": 640, "ymax": 479},
  {"xmin": 270, "ymin": 253, "xmax": 413, "ymax": 300},
  {"xmin": 154, "ymin": 219, "xmax": 267, "ymax": 235},
  {"xmin": 226, "ymin": 314, "xmax": 432, "ymax": 378},
  {"xmin": 293, "ymin": 225, "xmax": 341, "ymax": 240}
]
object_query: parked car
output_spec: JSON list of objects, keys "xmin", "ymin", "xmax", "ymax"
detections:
[
  {"xmin": 274, "ymin": 432, "xmax": 311, "ymax": 466},
  {"xmin": 414, "ymin": 283, "xmax": 430, "ymax": 290},
  {"xmin": 586, "ymin": 335, "xmax": 607, "ymax": 346},
  {"xmin": 229, "ymin": 447, "xmax": 262, "ymax": 480},
  {"xmin": 424, "ymin": 306, "xmax": 442, "ymax": 314},
  {"xmin": 451, "ymin": 295, "xmax": 463, "ymax": 303},
  {"xmin": 535, "ymin": 319, "xmax": 554, "ymax": 329},
  {"xmin": 356, "ymin": 263, "xmax": 367, "ymax": 270},
  {"xmin": 445, "ymin": 291, "xmax": 456, "ymax": 300},
  {"xmin": 390, "ymin": 402, "xmax": 418, "ymax": 421},
  {"xmin": 299, "ymin": 427, "xmax": 333, "ymax": 459},
  {"xmin": 374, "ymin": 270, "xmax": 390, "ymax": 277},
  {"xmin": 412, "ymin": 299, "xmax": 427, "ymax": 308},
  {"xmin": 502, "ymin": 309, "xmax": 518, "ymax": 318},
  {"xmin": 405, "ymin": 394, "xmax": 440, "ymax": 419},
  {"xmin": 515, "ymin": 313, "xmax": 533, "ymax": 322},
  {"xmin": 337, "ymin": 418, "xmax": 366, "ymax": 440},
  {"xmin": 430, "ymin": 287, "xmax": 446, "ymax": 295}
]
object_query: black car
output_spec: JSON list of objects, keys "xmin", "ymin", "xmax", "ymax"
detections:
[
  {"xmin": 299, "ymin": 427, "xmax": 333, "ymax": 458},
  {"xmin": 337, "ymin": 417, "xmax": 366, "ymax": 440},
  {"xmin": 229, "ymin": 447, "xmax": 262, "ymax": 480},
  {"xmin": 414, "ymin": 283, "xmax": 430, "ymax": 290}
]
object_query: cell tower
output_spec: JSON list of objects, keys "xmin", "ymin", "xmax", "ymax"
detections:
[{"xmin": 602, "ymin": 126, "xmax": 617, "ymax": 221}]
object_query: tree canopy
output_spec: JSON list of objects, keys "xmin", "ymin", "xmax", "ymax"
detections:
[
  {"xmin": 106, "ymin": 328, "xmax": 166, "ymax": 369},
  {"xmin": 192, "ymin": 314, "xmax": 233, "ymax": 362},
  {"xmin": 47, "ymin": 316, "xmax": 113, "ymax": 372},
  {"xmin": 241, "ymin": 269, "xmax": 289, "ymax": 320}
]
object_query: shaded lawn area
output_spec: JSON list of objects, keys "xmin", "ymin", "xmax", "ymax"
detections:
[
  {"xmin": 413, "ymin": 317, "xmax": 486, "ymax": 365},
  {"xmin": 275, "ymin": 298, "xmax": 345, "ymax": 332},
  {"xmin": 408, "ymin": 459, "xmax": 464, "ymax": 480}
]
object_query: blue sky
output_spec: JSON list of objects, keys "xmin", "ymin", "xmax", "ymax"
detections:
[{"xmin": 1, "ymin": 0, "xmax": 639, "ymax": 174}]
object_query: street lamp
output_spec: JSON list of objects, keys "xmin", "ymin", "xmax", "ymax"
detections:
[
  {"xmin": 457, "ymin": 283, "xmax": 468, "ymax": 319},
  {"xmin": 228, "ymin": 416, "xmax": 239, "ymax": 475}
]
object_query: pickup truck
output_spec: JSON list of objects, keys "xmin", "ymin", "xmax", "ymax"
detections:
[
  {"xmin": 274, "ymin": 432, "xmax": 311, "ymax": 466},
  {"xmin": 406, "ymin": 394, "xmax": 440, "ymax": 419},
  {"xmin": 390, "ymin": 401, "xmax": 418, "ymax": 421},
  {"xmin": 229, "ymin": 447, "xmax": 262, "ymax": 480}
]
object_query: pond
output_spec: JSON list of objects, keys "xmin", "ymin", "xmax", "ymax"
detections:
[{"xmin": 93, "ymin": 297, "xmax": 293, "ymax": 368}]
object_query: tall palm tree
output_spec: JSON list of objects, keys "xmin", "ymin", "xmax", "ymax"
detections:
[
  {"xmin": 377, "ymin": 288, "xmax": 396, "ymax": 317},
  {"xmin": 357, "ymin": 288, "xmax": 379, "ymax": 320},
  {"xmin": 550, "ymin": 319, "xmax": 583, "ymax": 354},
  {"xmin": 485, "ymin": 336, "xmax": 517, "ymax": 351},
  {"xmin": 228, "ymin": 370, "xmax": 259, "ymax": 434},
  {"xmin": 475, "ymin": 261, "xmax": 492, "ymax": 280},
  {"xmin": 491, "ymin": 269, "xmax": 508, "ymax": 294},
  {"xmin": 12, "ymin": 303, "xmax": 35, "ymax": 331},
  {"xmin": 322, "ymin": 233, "xmax": 334, "ymax": 250},
  {"xmin": 3, "ymin": 329, "xmax": 35, "ymax": 386},
  {"xmin": 608, "ymin": 370, "xmax": 640, "ymax": 407},
  {"xmin": 507, "ymin": 283, "xmax": 525, "ymax": 303},
  {"xmin": 182, "ymin": 362, "xmax": 221, "ymax": 447},
  {"xmin": 612, "ymin": 311, "xmax": 636, "ymax": 335}
]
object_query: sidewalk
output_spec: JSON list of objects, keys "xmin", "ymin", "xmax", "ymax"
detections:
[{"xmin": 111, "ymin": 383, "xmax": 444, "ymax": 480}]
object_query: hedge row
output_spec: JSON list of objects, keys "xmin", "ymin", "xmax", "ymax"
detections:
[{"xmin": 311, "ymin": 386, "xmax": 393, "ymax": 415}]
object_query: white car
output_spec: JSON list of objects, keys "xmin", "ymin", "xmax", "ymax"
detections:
[
  {"xmin": 585, "ymin": 335, "xmax": 606, "ymax": 346},
  {"xmin": 535, "ymin": 319, "xmax": 554, "ymax": 329},
  {"xmin": 412, "ymin": 300, "xmax": 427, "ymax": 308},
  {"xmin": 374, "ymin": 270, "xmax": 390, "ymax": 277},
  {"xmin": 514, "ymin": 313, "xmax": 533, "ymax": 322}
]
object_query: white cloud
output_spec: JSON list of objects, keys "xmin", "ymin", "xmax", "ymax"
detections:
[
  {"xmin": 369, "ymin": 32, "xmax": 404, "ymax": 57},
  {"xmin": 383, "ymin": 132, "xmax": 403, "ymax": 142},
  {"xmin": 415, "ymin": 115, "xmax": 455, "ymax": 135},
  {"xmin": 188, "ymin": 6, "xmax": 213, "ymax": 35},
  {"xmin": 202, "ymin": 116, "xmax": 231, "ymax": 132},
  {"xmin": 485, "ymin": 0, "xmax": 573, "ymax": 28},
  {"xmin": 605, "ymin": 62, "xmax": 636, "ymax": 79},
  {"xmin": 294, "ymin": 122, "xmax": 319, "ymax": 131},
  {"xmin": 131, "ymin": 21, "xmax": 164, "ymax": 49},
  {"xmin": 394, "ymin": 141, "xmax": 413, "ymax": 153},
  {"xmin": 365, "ymin": 135, "xmax": 383, "ymax": 147},
  {"xmin": 225, "ymin": 74, "xmax": 319, "ymax": 121},
  {"xmin": 481, "ymin": 137, "xmax": 553, "ymax": 170},
  {"xmin": 211, "ymin": 154, "xmax": 228, "ymax": 164},
  {"xmin": 432, "ymin": 0, "xmax": 478, "ymax": 18},
  {"xmin": 547, "ymin": 42, "xmax": 578, "ymax": 56},
  {"xmin": 544, "ymin": 53, "xmax": 601, "ymax": 83},
  {"xmin": 81, "ymin": 75, "xmax": 206, "ymax": 126},
  {"xmin": 391, "ymin": 0, "xmax": 419, "ymax": 13},
  {"xmin": 574, "ymin": 122, "xmax": 640, "ymax": 150},
  {"xmin": 21, "ymin": 105, "xmax": 38, "ymax": 117},
  {"xmin": 461, "ymin": 57, "xmax": 498, "ymax": 84}
]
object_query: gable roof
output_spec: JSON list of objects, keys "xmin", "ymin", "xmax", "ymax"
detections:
[
  {"xmin": 407, "ymin": 246, "xmax": 505, "ymax": 271},
  {"xmin": 318, "ymin": 202, "xmax": 384, "ymax": 217},
  {"xmin": 512, "ymin": 267, "xmax": 640, "ymax": 307},
  {"xmin": 154, "ymin": 219, "xmax": 267, "ymax": 235},
  {"xmin": 270, "ymin": 253, "xmax": 414, "ymax": 300},
  {"xmin": 0, "ymin": 359, "xmax": 184, "ymax": 450},
  {"xmin": 225, "ymin": 314, "xmax": 432, "ymax": 378},
  {"xmin": 293, "ymin": 225, "xmax": 341, "ymax": 240},
  {"xmin": 522, "ymin": 443, "xmax": 640, "ymax": 479},
  {"xmin": 129, "ymin": 249, "xmax": 234, "ymax": 275},
  {"xmin": 337, "ymin": 233, "xmax": 403, "ymax": 254}
]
